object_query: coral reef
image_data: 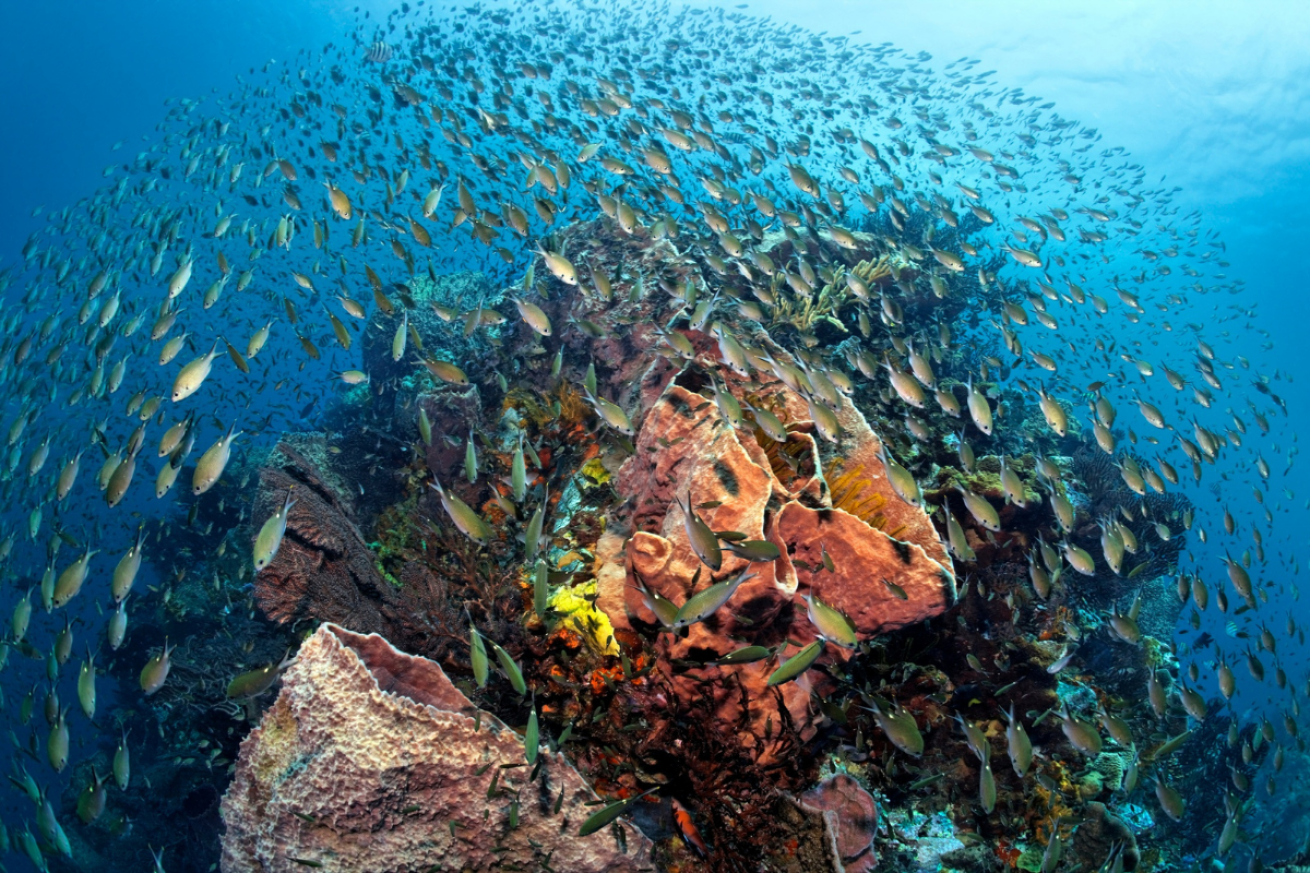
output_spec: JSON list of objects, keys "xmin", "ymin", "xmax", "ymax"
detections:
[
  {"xmin": 361, "ymin": 270, "xmax": 500, "ymax": 389},
  {"xmin": 221, "ymin": 623, "xmax": 654, "ymax": 872},
  {"xmin": 605, "ymin": 378, "xmax": 954, "ymax": 760},
  {"xmin": 251, "ymin": 441, "xmax": 399, "ymax": 635},
  {"xmin": 224, "ymin": 220, "xmax": 1223, "ymax": 873}
]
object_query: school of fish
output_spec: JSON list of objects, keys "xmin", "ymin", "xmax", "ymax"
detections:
[{"xmin": 0, "ymin": 0, "xmax": 1302, "ymax": 870}]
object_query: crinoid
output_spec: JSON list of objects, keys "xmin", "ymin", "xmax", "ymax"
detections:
[
  {"xmin": 826, "ymin": 460, "xmax": 907, "ymax": 538},
  {"xmin": 755, "ymin": 430, "xmax": 814, "ymax": 485}
]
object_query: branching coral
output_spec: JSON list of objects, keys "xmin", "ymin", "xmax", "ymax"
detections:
[
  {"xmin": 766, "ymin": 256, "xmax": 892, "ymax": 336},
  {"xmin": 851, "ymin": 255, "xmax": 893, "ymax": 285}
]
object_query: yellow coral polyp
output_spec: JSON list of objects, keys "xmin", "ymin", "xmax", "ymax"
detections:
[
  {"xmin": 579, "ymin": 457, "xmax": 612, "ymax": 487},
  {"xmin": 825, "ymin": 462, "xmax": 911, "ymax": 539},
  {"xmin": 757, "ymin": 430, "xmax": 809, "ymax": 483},
  {"xmin": 548, "ymin": 581, "xmax": 620, "ymax": 656}
]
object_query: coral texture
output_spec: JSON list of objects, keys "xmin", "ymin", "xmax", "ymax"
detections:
[
  {"xmin": 220, "ymin": 623, "xmax": 654, "ymax": 873},
  {"xmin": 601, "ymin": 374, "xmax": 955, "ymax": 759},
  {"xmin": 798, "ymin": 774, "xmax": 879, "ymax": 872},
  {"xmin": 251, "ymin": 442, "xmax": 397, "ymax": 635}
]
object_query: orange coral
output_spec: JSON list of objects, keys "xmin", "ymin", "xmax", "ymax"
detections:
[
  {"xmin": 588, "ymin": 665, "xmax": 625, "ymax": 695},
  {"xmin": 1028, "ymin": 762, "xmax": 1077, "ymax": 844},
  {"xmin": 552, "ymin": 626, "xmax": 584, "ymax": 650}
]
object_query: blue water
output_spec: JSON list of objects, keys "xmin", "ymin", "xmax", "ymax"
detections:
[{"xmin": 0, "ymin": 1, "xmax": 1307, "ymax": 870}]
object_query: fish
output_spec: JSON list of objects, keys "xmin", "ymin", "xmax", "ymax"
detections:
[
  {"xmin": 675, "ymin": 492, "xmax": 723, "ymax": 572},
  {"xmin": 140, "ymin": 640, "xmax": 176, "ymax": 696},
  {"xmin": 582, "ymin": 387, "xmax": 635, "ymax": 436},
  {"xmin": 253, "ymin": 491, "xmax": 296, "ymax": 572},
  {"xmin": 429, "ymin": 478, "xmax": 493, "ymax": 545},
  {"xmin": 226, "ymin": 650, "xmax": 295, "ymax": 699},
  {"xmin": 77, "ymin": 649, "xmax": 97, "ymax": 719},
  {"xmin": 511, "ymin": 434, "xmax": 526, "ymax": 502},
  {"xmin": 419, "ymin": 357, "xmax": 469, "ymax": 385},
  {"xmin": 713, "ymin": 645, "xmax": 775, "ymax": 666},
  {"xmin": 0, "ymin": 4, "xmax": 1291, "ymax": 864},
  {"xmin": 108, "ymin": 598, "xmax": 129, "ymax": 650},
  {"xmin": 157, "ymin": 414, "xmax": 191, "ymax": 456},
  {"xmin": 721, "ymin": 538, "xmax": 781, "ymax": 562},
  {"xmin": 966, "ymin": 377, "xmax": 993, "ymax": 435},
  {"xmin": 878, "ymin": 442, "xmax": 922, "ymax": 507},
  {"xmin": 767, "ymin": 640, "xmax": 825, "ymax": 687},
  {"xmin": 490, "ymin": 640, "xmax": 527, "ymax": 696},
  {"xmin": 536, "ymin": 244, "xmax": 577, "ymax": 286},
  {"xmin": 76, "ymin": 769, "xmax": 109, "ymax": 825},
  {"xmin": 53, "ymin": 549, "xmax": 98, "ymax": 609},
  {"xmin": 671, "ymin": 797, "xmax": 708, "ymax": 857},
  {"xmin": 532, "ymin": 559, "xmax": 549, "ymax": 619},
  {"xmin": 524, "ymin": 491, "xmax": 547, "ymax": 563},
  {"xmin": 172, "ymin": 341, "xmax": 222, "ymax": 403},
  {"xmin": 523, "ymin": 704, "xmax": 540, "ymax": 766},
  {"xmin": 469, "ymin": 626, "xmax": 489, "ymax": 689},
  {"xmin": 1058, "ymin": 706, "xmax": 1103, "ymax": 756},
  {"xmin": 632, "ymin": 578, "xmax": 679, "ymax": 629},
  {"xmin": 956, "ymin": 486, "xmax": 1001, "ymax": 532},
  {"xmin": 1002, "ymin": 705, "xmax": 1033, "ymax": 777},
  {"xmin": 805, "ymin": 593, "xmax": 858, "ymax": 648},
  {"xmin": 192, "ymin": 422, "xmax": 242, "ymax": 495},
  {"xmin": 673, "ymin": 570, "xmax": 755, "ymax": 629},
  {"xmin": 866, "ymin": 697, "xmax": 925, "ymax": 757},
  {"xmin": 577, "ymin": 787, "xmax": 657, "ymax": 837},
  {"xmin": 1154, "ymin": 779, "xmax": 1185, "ymax": 822},
  {"xmin": 512, "ymin": 297, "xmax": 552, "ymax": 337}
]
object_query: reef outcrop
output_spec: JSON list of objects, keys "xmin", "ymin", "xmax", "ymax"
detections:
[
  {"xmin": 232, "ymin": 209, "xmax": 1206, "ymax": 872},
  {"xmin": 602, "ymin": 362, "xmax": 954, "ymax": 758},
  {"xmin": 220, "ymin": 623, "xmax": 654, "ymax": 873}
]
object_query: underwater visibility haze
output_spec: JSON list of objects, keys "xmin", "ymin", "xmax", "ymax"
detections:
[{"xmin": 0, "ymin": 0, "xmax": 1308, "ymax": 871}]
